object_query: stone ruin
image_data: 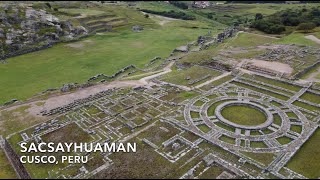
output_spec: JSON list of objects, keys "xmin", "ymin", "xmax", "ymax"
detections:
[
  {"xmin": 242, "ymin": 62, "xmax": 283, "ymax": 77},
  {"xmin": 0, "ymin": 5, "xmax": 88, "ymax": 60},
  {"xmin": 132, "ymin": 25, "xmax": 143, "ymax": 32},
  {"xmin": 199, "ymin": 26, "xmax": 239, "ymax": 50}
]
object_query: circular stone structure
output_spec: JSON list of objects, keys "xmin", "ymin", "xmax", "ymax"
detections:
[{"xmin": 215, "ymin": 101, "xmax": 273, "ymax": 130}]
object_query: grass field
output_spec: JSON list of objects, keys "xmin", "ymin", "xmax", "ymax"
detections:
[
  {"xmin": 0, "ymin": 150, "xmax": 17, "ymax": 179},
  {"xmin": 274, "ymin": 33, "xmax": 320, "ymax": 47},
  {"xmin": 221, "ymin": 105, "xmax": 267, "ymax": 126},
  {"xmin": 241, "ymin": 151, "xmax": 275, "ymax": 167},
  {"xmin": 286, "ymin": 129, "xmax": 320, "ymax": 179},
  {"xmin": 200, "ymin": 75, "xmax": 234, "ymax": 91},
  {"xmin": 276, "ymin": 136, "xmax": 292, "ymax": 145},
  {"xmin": 159, "ymin": 65, "xmax": 222, "ymax": 87},
  {"xmin": 225, "ymin": 32, "xmax": 276, "ymax": 48},
  {"xmin": 59, "ymin": 8, "xmax": 107, "ymax": 16},
  {"xmin": 300, "ymin": 92, "xmax": 320, "ymax": 104},
  {"xmin": 0, "ymin": 105, "xmax": 48, "ymax": 137},
  {"xmin": 0, "ymin": 18, "xmax": 215, "ymax": 104}
]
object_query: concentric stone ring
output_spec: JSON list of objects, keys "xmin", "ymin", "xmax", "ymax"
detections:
[{"xmin": 215, "ymin": 101, "xmax": 273, "ymax": 130}]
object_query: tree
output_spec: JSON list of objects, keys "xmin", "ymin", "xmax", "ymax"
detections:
[
  {"xmin": 170, "ymin": 1, "xmax": 188, "ymax": 9},
  {"xmin": 297, "ymin": 22, "xmax": 316, "ymax": 32},
  {"xmin": 45, "ymin": 2, "xmax": 51, "ymax": 9},
  {"xmin": 255, "ymin": 13, "xmax": 263, "ymax": 20},
  {"xmin": 144, "ymin": 14, "xmax": 149, "ymax": 18},
  {"xmin": 207, "ymin": 13, "xmax": 213, "ymax": 19}
]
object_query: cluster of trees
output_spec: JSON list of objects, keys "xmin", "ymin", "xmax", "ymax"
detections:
[
  {"xmin": 226, "ymin": 1, "xmax": 286, "ymax": 3},
  {"xmin": 140, "ymin": 9, "xmax": 196, "ymax": 20},
  {"xmin": 169, "ymin": 1, "xmax": 189, "ymax": 9},
  {"xmin": 251, "ymin": 7, "xmax": 320, "ymax": 34},
  {"xmin": 227, "ymin": 1, "xmax": 320, "ymax": 3}
]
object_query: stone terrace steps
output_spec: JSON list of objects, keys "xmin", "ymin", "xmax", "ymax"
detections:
[{"xmin": 78, "ymin": 14, "xmax": 128, "ymax": 34}]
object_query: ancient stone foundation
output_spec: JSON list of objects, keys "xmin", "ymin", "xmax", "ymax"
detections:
[{"xmin": 2, "ymin": 139, "xmax": 31, "ymax": 179}]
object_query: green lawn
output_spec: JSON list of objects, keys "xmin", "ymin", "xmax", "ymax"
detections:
[
  {"xmin": 225, "ymin": 32, "xmax": 276, "ymax": 48},
  {"xmin": 276, "ymin": 136, "xmax": 292, "ymax": 145},
  {"xmin": 274, "ymin": 33, "xmax": 320, "ymax": 47},
  {"xmin": 160, "ymin": 65, "xmax": 222, "ymax": 87},
  {"xmin": 286, "ymin": 129, "xmax": 320, "ymax": 179},
  {"xmin": 241, "ymin": 151, "xmax": 275, "ymax": 167},
  {"xmin": 300, "ymin": 92, "xmax": 320, "ymax": 104},
  {"xmin": 231, "ymin": 81, "xmax": 289, "ymax": 101},
  {"xmin": 215, "ymin": 121, "xmax": 235, "ymax": 132},
  {"xmin": 197, "ymin": 124, "xmax": 211, "ymax": 133},
  {"xmin": 221, "ymin": 105, "xmax": 267, "ymax": 126},
  {"xmin": 60, "ymin": 8, "xmax": 107, "ymax": 16},
  {"xmin": 190, "ymin": 111, "xmax": 200, "ymax": 119},
  {"xmin": 249, "ymin": 75, "xmax": 302, "ymax": 92},
  {"xmin": 250, "ymin": 141, "xmax": 268, "ymax": 148},
  {"xmin": 0, "ymin": 20, "xmax": 213, "ymax": 104},
  {"xmin": 290, "ymin": 125, "xmax": 302, "ymax": 134},
  {"xmin": 219, "ymin": 135, "xmax": 235, "ymax": 144},
  {"xmin": 0, "ymin": 150, "xmax": 17, "ymax": 179},
  {"xmin": 293, "ymin": 101, "xmax": 320, "ymax": 112},
  {"xmin": 200, "ymin": 75, "xmax": 234, "ymax": 91}
]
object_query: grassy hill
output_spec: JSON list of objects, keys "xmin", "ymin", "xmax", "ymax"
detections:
[{"xmin": 0, "ymin": 2, "xmax": 223, "ymax": 104}]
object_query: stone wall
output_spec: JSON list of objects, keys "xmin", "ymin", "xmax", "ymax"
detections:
[
  {"xmin": 293, "ymin": 60, "xmax": 320, "ymax": 79},
  {"xmin": 87, "ymin": 64, "xmax": 136, "ymax": 82},
  {"xmin": 199, "ymin": 26, "xmax": 238, "ymax": 50},
  {"xmin": 2, "ymin": 139, "xmax": 31, "ymax": 179}
]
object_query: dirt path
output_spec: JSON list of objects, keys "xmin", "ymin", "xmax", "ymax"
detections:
[
  {"xmin": 305, "ymin": 35, "xmax": 320, "ymax": 44},
  {"xmin": 139, "ymin": 61, "xmax": 174, "ymax": 84},
  {"xmin": 195, "ymin": 72, "xmax": 232, "ymax": 89}
]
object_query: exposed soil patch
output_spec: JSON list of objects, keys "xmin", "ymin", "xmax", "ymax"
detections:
[{"xmin": 246, "ymin": 59, "xmax": 293, "ymax": 74}]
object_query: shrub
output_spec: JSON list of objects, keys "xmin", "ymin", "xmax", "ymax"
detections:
[
  {"xmin": 140, "ymin": 9, "xmax": 195, "ymax": 20},
  {"xmin": 297, "ymin": 22, "xmax": 316, "ymax": 32},
  {"xmin": 169, "ymin": 1, "xmax": 188, "ymax": 9}
]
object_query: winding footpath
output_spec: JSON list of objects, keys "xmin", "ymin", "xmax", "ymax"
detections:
[{"xmin": 305, "ymin": 34, "xmax": 320, "ymax": 44}]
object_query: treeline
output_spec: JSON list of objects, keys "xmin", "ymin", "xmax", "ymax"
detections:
[
  {"xmin": 251, "ymin": 7, "xmax": 320, "ymax": 34},
  {"xmin": 169, "ymin": 1, "xmax": 189, "ymax": 9},
  {"xmin": 227, "ymin": 1, "xmax": 320, "ymax": 3},
  {"xmin": 226, "ymin": 1, "xmax": 286, "ymax": 3},
  {"xmin": 140, "ymin": 9, "xmax": 196, "ymax": 20}
]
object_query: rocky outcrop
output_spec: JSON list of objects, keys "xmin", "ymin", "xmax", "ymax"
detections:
[{"xmin": 0, "ymin": 5, "xmax": 88, "ymax": 60}]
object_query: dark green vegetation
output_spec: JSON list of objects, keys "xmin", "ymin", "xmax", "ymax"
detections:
[
  {"xmin": 251, "ymin": 6, "xmax": 320, "ymax": 34},
  {"xmin": 140, "ymin": 9, "xmax": 195, "ymax": 20},
  {"xmin": 286, "ymin": 129, "xmax": 320, "ymax": 178},
  {"xmin": 221, "ymin": 105, "xmax": 267, "ymax": 126}
]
